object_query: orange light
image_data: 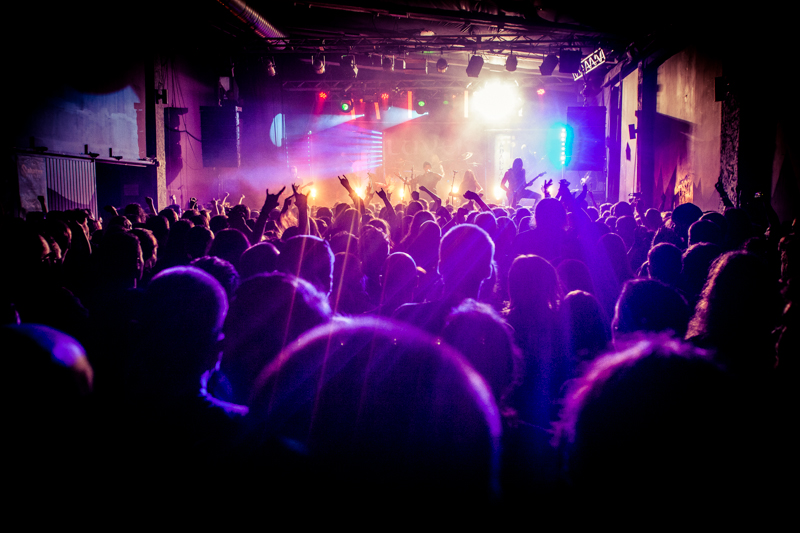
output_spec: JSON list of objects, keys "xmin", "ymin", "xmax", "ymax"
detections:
[
  {"xmin": 318, "ymin": 91, "xmax": 329, "ymax": 99},
  {"xmin": 537, "ymin": 88, "xmax": 546, "ymax": 96},
  {"xmin": 381, "ymin": 93, "xmax": 389, "ymax": 100}
]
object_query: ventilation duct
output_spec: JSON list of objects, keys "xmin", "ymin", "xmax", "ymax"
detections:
[{"xmin": 217, "ymin": 0, "xmax": 286, "ymax": 39}]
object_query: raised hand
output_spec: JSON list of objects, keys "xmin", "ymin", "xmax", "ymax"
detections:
[
  {"xmin": 264, "ymin": 186, "xmax": 285, "ymax": 210},
  {"xmin": 542, "ymin": 179, "xmax": 553, "ymax": 198},
  {"xmin": 463, "ymin": 190, "xmax": 480, "ymax": 201},
  {"xmin": 376, "ymin": 188, "xmax": 388, "ymax": 202},
  {"xmin": 292, "ymin": 184, "xmax": 309, "ymax": 210},
  {"xmin": 338, "ymin": 175, "xmax": 353, "ymax": 193}
]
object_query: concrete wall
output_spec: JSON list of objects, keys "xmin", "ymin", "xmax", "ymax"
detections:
[
  {"xmin": 619, "ymin": 70, "xmax": 638, "ymax": 201},
  {"xmin": 654, "ymin": 47, "xmax": 723, "ymax": 211}
]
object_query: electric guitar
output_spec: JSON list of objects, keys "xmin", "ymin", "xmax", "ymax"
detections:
[{"xmin": 508, "ymin": 171, "xmax": 546, "ymax": 205}]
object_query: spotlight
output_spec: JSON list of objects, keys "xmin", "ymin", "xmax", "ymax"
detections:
[
  {"xmin": 318, "ymin": 91, "xmax": 329, "ymax": 99},
  {"xmin": 383, "ymin": 56, "xmax": 394, "ymax": 71},
  {"xmin": 396, "ymin": 58, "xmax": 406, "ymax": 70},
  {"xmin": 537, "ymin": 88, "xmax": 546, "ymax": 96},
  {"xmin": 415, "ymin": 97, "xmax": 428, "ymax": 113},
  {"xmin": 265, "ymin": 57, "xmax": 276, "ymax": 76},
  {"xmin": 312, "ymin": 54, "xmax": 325, "ymax": 75},
  {"xmin": 437, "ymin": 57, "xmax": 448, "ymax": 73},
  {"xmin": 540, "ymin": 54, "xmax": 558, "ymax": 76},
  {"xmin": 343, "ymin": 56, "xmax": 358, "ymax": 78},
  {"xmin": 505, "ymin": 54, "xmax": 517, "ymax": 72},
  {"xmin": 466, "ymin": 55, "xmax": 484, "ymax": 78},
  {"xmin": 340, "ymin": 99, "xmax": 353, "ymax": 113}
]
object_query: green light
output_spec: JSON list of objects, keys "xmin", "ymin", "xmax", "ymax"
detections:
[
  {"xmin": 418, "ymin": 100, "xmax": 426, "ymax": 107},
  {"xmin": 443, "ymin": 100, "xmax": 449, "ymax": 105}
]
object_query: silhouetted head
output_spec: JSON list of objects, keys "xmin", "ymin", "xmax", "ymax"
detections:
[
  {"xmin": 643, "ymin": 208, "xmax": 663, "ymax": 232},
  {"xmin": 508, "ymin": 254, "xmax": 561, "ymax": 313},
  {"xmin": 238, "ymin": 242, "xmax": 280, "ymax": 280},
  {"xmin": 556, "ymin": 334, "xmax": 735, "ymax": 503},
  {"xmin": 443, "ymin": 300, "xmax": 522, "ymax": 405},
  {"xmin": 186, "ymin": 225, "xmax": 214, "ymax": 260},
  {"xmin": 562, "ymin": 290, "xmax": 611, "ymax": 364},
  {"xmin": 688, "ymin": 219, "xmax": 723, "ymax": 247},
  {"xmin": 438, "ymin": 224, "xmax": 494, "ymax": 293},
  {"xmin": 250, "ymin": 317, "xmax": 501, "ymax": 502},
  {"xmin": 557, "ymin": 259, "xmax": 596, "ymax": 295},
  {"xmin": 135, "ymin": 266, "xmax": 228, "ymax": 397},
  {"xmin": 208, "ymin": 228, "xmax": 249, "ymax": 269},
  {"xmin": 277, "ymin": 235, "xmax": 334, "ymax": 296},
  {"xmin": 534, "ymin": 198, "xmax": 567, "ymax": 232},
  {"xmin": 220, "ymin": 273, "xmax": 331, "ymax": 404},
  {"xmin": 648, "ymin": 242, "xmax": 683, "ymax": 287},
  {"xmin": 612, "ymin": 279, "xmax": 690, "ymax": 340},
  {"xmin": 687, "ymin": 251, "xmax": 779, "ymax": 372},
  {"xmin": 190, "ymin": 256, "xmax": 240, "ymax": 299}
]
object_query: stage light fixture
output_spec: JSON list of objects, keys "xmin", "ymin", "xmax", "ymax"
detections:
[
  {"xmin": 537, "ymin": 88, "xmax": 546, "ymax": 96},
  {"xmin": 540, "ymin": 54, "xmax": 558, "ymax": 76},
  {"xmin": 318, "ymin": 91, "xmax": 329, "ymax": 99},
  {"xmin": 505, "ymin": 54, "xmax": 517, "ymax": 72},
  {"xmin": 466, "ymin": 55, "xmax": 484, "ymax": 78},
  {"xmin": 437, "ymin": 57, "xmax": 448, "ymax": 73},
  {"xmin": 396, "ymin": 58, "xmax": 406, "ymax": 70},
  {"xmin": 472, "ymin": 80, "xmax": 522, "ymax": 119},
  {"xmin": 340, "ymin": 99, "xmax": 353, "ymax": 113},
  {"xmin": 383, "ymin": 56, "xmax": 394, "ymax": 71},
  {"xmin": 265, "ymin": 57, "xmax": 276, "ymax": 76},
  {"xmin": 312, "ymin": 54, "xmax": 325, "ymax": 75}
]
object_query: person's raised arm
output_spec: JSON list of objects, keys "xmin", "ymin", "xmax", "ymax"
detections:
[
  {"xmin": 364, "ymin": 181, "xmax": 375, "ymax": 210},
  {"xmin": 587, "ymin": 189, "xmax": 599, "ymax": 209},
  {"xmin": 715, "ymin": 173, "xmax": 735, "ymax": 209},
  {"xmin": 542, "ymin": 179, "xmax": 553, "ymax": 199},
  {"xmin": 463, "ymin": 190, "xmax": 491, "ymax": 213},
  {"xmin": 251, "ymin": 186, "xmax": 285, "ymax": 244},
  {"xmin": 338, "ymin": 174, "xmax": 365, "ymax": 215},
  {"xmin": 376, "ymin": 188, "xmax": 397, "ymax": 228},
  {"xmin": 145, "ymin": 196, "xmax": 158, "ymax": 216},
  {"xmin": 279, "ymin": 195, "xmax": 294, "ymax": 230},
  {"xmin": 418, "ymin": 185, "xmax": 442, "ymax": 210},
  {"xmin": 292, "ymin": 184, "xmax": 310, "ymax": 235}
]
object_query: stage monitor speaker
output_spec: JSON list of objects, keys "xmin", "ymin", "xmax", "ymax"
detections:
[
  {"xmin": 567, "ymin": 106, "xmax": 606, "ymax": 171},
  {"xmin": 200, "ymin": 105, "xmax": 241, "ymax": 168}
]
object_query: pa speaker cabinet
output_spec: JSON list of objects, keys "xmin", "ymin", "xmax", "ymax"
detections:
[
  {"xmin": 200, "ymin": 105, "xmax": 241, "ymax": 168},
  {"xmin": 567, "ymin": 106, "xmax": 606, "ymax": 171}
]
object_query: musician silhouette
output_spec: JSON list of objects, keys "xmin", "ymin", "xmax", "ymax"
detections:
[{"xmin": 501, "ymin": 158, "xmax": 542, "ymax": 206}]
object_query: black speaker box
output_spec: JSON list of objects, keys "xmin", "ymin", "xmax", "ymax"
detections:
[
  {"xmin": 200, "ymin": 105, "xmax": 241, "ymax": 168},
  {"xmin": 567, "ymin": 106, "xmax": 606, "ymax": 171}
]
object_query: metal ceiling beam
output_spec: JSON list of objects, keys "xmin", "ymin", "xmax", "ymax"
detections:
[{"xmin": 242, "ymin": 35, "xmax": 615, "ymax": 58}]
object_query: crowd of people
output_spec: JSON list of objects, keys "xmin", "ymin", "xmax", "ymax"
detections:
[{"xmin": 4, "ymin": 168, "xmax": 795, "ymax": 518}]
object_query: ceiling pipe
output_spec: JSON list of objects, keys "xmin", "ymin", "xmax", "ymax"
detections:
[{"xmin": 217, "ymin": 0, "xmax": 286, "ymax": 39}]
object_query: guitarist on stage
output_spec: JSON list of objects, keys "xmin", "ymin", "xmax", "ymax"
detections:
[{"xmin": 501, "ymin": 158, "xmax": 544, "ymax": 206}]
